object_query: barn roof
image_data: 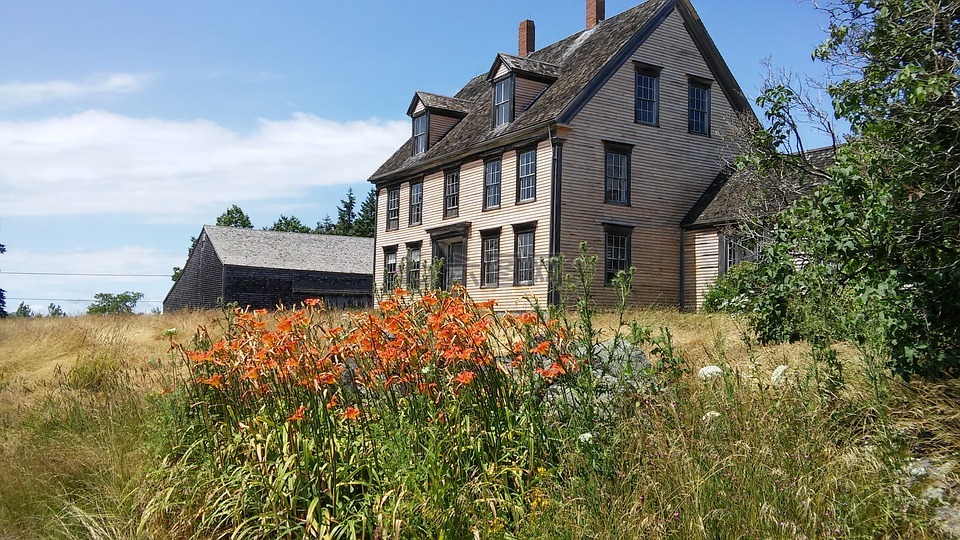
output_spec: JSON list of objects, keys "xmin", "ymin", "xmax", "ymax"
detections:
[{"xmin": 202, "ymin": 225, "xmax": 374, "ymax": 275}]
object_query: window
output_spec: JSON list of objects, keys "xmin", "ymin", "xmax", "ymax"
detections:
[
  {"xmin": 517, "ymin": 149, "xmax": 536, "ymax": 202},
  {"xmin": 481, "ymin": 231, "xmax": 500, "ymax": 287},
  {"xmin": 513, "ymin": 225, "xmax": 536, "ymax": 285},
  {"xmin": 484, "ymin": 159, "xmax": 501, "ymax": 209},
  {"xmin": 604, "ymin": 143, "xmax": 632, "ymax": 204},
  {"xmin": 444, "ymin": 170, "xmax": 460, "ymax": 218},
  {"xmin": 720, "ymin": 235, "xmax": 752, "ymax": 274},
  {"xmin": 688, "ymin": 80, "xmax": 711, "ymax": 135},
  {"xmin": 406, "ymin": 244, "xmax": 421, "ymax": 290},
  {"xmin": 493, "ymin": 77, "xmax": 513, "ymax": 127},
  {"xmin": 412, "ymin": 114, "xmax": 428, "ymax": 155},
  {"xmin": 635, "ymin": 66, "xmax": 659, "ymax": 125},
  {"xmin": 386, "ymin": 187, "xmax": 400, "ymax": 230},
  {"xmin": 604, "ymin": 225, "xmax": 633, "ymax": 285},
  {"xmin": 409, "ymin": 181, "xmax": 423, "ymax": 225},
  {"xmin": 383, "ymin": 248, "xmax": 398, "ymax": 288}
]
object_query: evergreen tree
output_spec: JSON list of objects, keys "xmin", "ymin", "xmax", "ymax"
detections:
[
  {"xmin": 267, "ymin": 215, "xmax": 312, "ymax": 233},
  {"xmin": 352, "ymin": 188, "xmax": 377, "ymax": 238},
  {"xmin": 334, "ymin": 188, "xmax": 357, "ymax": 235}
]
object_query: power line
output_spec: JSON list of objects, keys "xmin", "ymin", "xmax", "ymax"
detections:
[
  {"xmin": 0, "ymin": 271, "xmax": 169, "ymax": 277},
  {"xmin": 7, "ymin": 297, "xmax": 163, "ymax": 303}
]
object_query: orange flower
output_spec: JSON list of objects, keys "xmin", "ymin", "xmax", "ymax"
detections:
[
  {"xmin": 276, "ymin": 317, "xmax": 294, "ymax": 333},
  {"xmin": 531, "ymin": 340, "xmax": 552, "ymax": 355},
  {"xmin": 326, "ymin": 393, "xmax": 339, "ymax": 410},
  {"xmin": 286, "ymin": 405, "xmax": 306, "ymax": 422},
  {"xmin": 515, "ymin": 312, "xmax": 538, "ymax": 325},
  {"xmin": 536, "ymin": 362, "xmax": 566, "ymax": 381},
  {"xmin": 198, "ymin": 373, "xmax": 224, "ymax": 388},
  {"xmin": 304, "ymin": 298, "xmax": 322, "ymax": 307},
  {"xmin": 452, "ymin": 370, "xmax": 476, "ymax": 386},
  {"xmin": 342, "ymin": 406, "xmax": 361, "ymax": 421}
]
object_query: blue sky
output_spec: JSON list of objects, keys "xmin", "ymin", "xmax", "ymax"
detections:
[{"xmin": 0, "ymin": 0, "xmax": 835, "ymax": 314}]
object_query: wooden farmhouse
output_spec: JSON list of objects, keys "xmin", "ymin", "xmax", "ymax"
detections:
[
  {"xmin": 163, "ymin": 226, "xmax": 374, "ymax": 312},
  {"xmin": 369, "ymin": 0, "xmax": 759, "ymax": 310}
]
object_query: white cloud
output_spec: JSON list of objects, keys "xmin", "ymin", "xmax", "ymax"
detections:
[
  {"xmin": 0, "ymin": 110, "xmax": 409, "ymax": 220},
  {"xmin": 0, "ymin": 73, "xmax": 152, "ymax": 108},
  {"xmin": 2, "ymin": 247, "xmax": 181, "ymax": 315}
]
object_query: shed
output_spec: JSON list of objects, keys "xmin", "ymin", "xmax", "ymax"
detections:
[{"xmin": 163, "ymin": 226, "xmax": 374, "ymax": 312}]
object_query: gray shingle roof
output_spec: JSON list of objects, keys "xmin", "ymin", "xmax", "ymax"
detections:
[
  {"xmin": 681, "ymin": 146, "xmax": 837, "ymax": 228},
  {"xmin": 370, "ymin": 0, "xmax": 674, "ymax": 182},
  {"xmin": 202, "ymin": 225, "xmax": 374, "ymax": 275},
  {"xmin": 407, "ymin": 91, "xmax": 472, "ymax": 117},
  {"xmin": 492, "ymin": 53, "xmax": 562, "ymax": 80}
]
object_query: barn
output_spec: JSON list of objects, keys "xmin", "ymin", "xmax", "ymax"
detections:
[{"xmin": 163, "ymin": 225, "xmax": 374, "ymax": 312}]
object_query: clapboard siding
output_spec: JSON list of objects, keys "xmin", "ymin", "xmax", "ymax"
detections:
[
  {"xmin": 516, "ymin": 78, "xmax": 549, "ymax": 114},
  {"xmin": 430, "ymin": 114, "xmax": 460, "ymax": 147},
  {"xmin": 374, "ymin": 141, "xmax": 552, "ymax": 309},
  {"xmin": 558, "ymin": 8, "xmax": 736, "ymax": 307},
  {"xmin": 683, "ymin": 228, "xmax": 720, "ymax": 309}
]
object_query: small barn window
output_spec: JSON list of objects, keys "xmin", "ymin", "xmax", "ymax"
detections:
[{"xmin": 386, "ymin": 187, "xmax": 400, "ymax": 230}]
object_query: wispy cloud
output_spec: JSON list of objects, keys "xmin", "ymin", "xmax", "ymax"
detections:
[
  {"xmin": 0, "ymin": 110, "xmax": 409, "ymax": 220},
  {"xmin": 0, "ymin": 73, "xmax": 153, "ymax": 109}
]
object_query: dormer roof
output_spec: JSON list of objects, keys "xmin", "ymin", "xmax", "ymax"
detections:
[
  {"xmin": 486, "ymin": 53, "xmax": 562, "ymax": 82},
  {"xmin": 371, "ymin": 0, "xmax": 753, "ymax": 184},
  {"xmin": 406, "ymin": 91, "xmax": 473, "ymax": 117}
]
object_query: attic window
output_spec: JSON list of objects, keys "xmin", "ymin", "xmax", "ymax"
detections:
[
  {"xmin": 412, "ymin": 113, "xmax": 428, "ymax": 155},
  {"xmin": 493, "ymin": 77, "xmax": 514, "ymax": 127}
]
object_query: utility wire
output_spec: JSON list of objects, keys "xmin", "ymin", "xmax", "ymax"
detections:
[
  {"xmin": 0, "ymin": 271, "xmax": 169, "ymax": 277},
  {"xmin": 7, "ymin": 297, "xmax": 163, "ymax": 303}
]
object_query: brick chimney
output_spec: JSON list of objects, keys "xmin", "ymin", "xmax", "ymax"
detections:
[
  {"xmin": 519, "ymin": 19, "xmax": 535, "ymax": 58},
  {"xmin": 587, "ymin": 0, "xmax": 605, "ymax": 29}
]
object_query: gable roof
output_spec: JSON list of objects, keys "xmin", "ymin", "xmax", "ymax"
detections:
[
  {"xmin": 681, "ymin": 146, "xmax": 837, "ymax": 229},
  {"xmin": 488, "ymin": 53, "xmax": 562, "ymax": 81},
  {"xmin": 406, "ymin": 91, "xmax": 472, "ymax": 117},
  {"xmin": 202, "ymin": 225, "xmax": 374, "ymax": 275},
  {"xmin": 370, "ymin": 0, "xmax": 751, "ymax": 184}
]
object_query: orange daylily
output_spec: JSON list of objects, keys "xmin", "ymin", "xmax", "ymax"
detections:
[
  {"xmin": 342, "ymin": 406, "xmax": 361, "ymax": 420},
  {"xmin": 452, "ymin": 370, "xmax": 476, "ymax": 386},
  {"xmin": 286, "ymin": 405, "xmax": 306, "ymax": 422}
]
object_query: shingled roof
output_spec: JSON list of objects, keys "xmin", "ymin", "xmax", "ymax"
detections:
[
  {"xmin": 371, "ymin": 0, "xmax": 750, "ymax": 184},
  {"xmin": 202, "ymin": 225, "xmax": 374, "ymax": 275},
  {"xmin": 406, "ymin": 91, "xmax": 472, "ymax": 117},
  {"xmin": 681, "ymin": 146, "xmax": 837, "ymax": 229}
]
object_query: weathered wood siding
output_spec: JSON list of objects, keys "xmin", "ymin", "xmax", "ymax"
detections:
[
  {"xmin": 223, "ymin": 267, "xmax": 372, "ymax": 310},
  {"xmin": 516, "ymin": 78, "xmax": 549, "ymax": 113},
  {"xmin": 163, "ymin": 231, "xmax": 224, "ymax": 312},
  {"xmin": 429, "ymin": 114, "xmax": 460, "ymax": 148},
  {"xmin": 374, "ymin": 140, "xmax": 553, "ymax": 310},
  {"xmin": 559, "ymin": 8, "xmax": 737, "ymax": 307},
  {"xmin": 413, "ymin": 101, "xmax": 425, "ymax": 115},
  {"xmin": 682, "ymin": 228, "xmax": 720, "ymax": 309}
]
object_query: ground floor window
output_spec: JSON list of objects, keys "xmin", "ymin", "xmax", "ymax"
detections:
[
  {"xmin": 514, "ymin": 226, "xmax": 536, "ymax": 285},
  {"xmin": 383, "ymin": 247, "xmax": 398, "ymax": 288},
  {"xmin": 603, "ymin": 224, "xmax": 633, "ymax": 285},
  {"xmin": 481, "ymin": 231, "xmax": 500, "ymax": 287}
]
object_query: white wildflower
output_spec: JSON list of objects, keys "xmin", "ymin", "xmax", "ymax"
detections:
[
  {"xmin": 578, "ymin": 432, "xmax": 594, "ymax": 444},
  {"xmin": 702, "ymin": 411, "xmax": 721, "ymax": 422},
  {"xmin": 770, "ymin": 364, "xmax": 789, "ymax": 385},
  {"xmin": 162, "ymin": 328, "xmax": 178, "ymax": 338},
  {"xmin": 697, "ymin": 365, "xmax": 723, "ymax": 381}
]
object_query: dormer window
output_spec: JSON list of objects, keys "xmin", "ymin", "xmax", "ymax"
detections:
[
  {"xmin": 412, "ymin": 113, "xmax": 428, "ymax": 155},
  {"xmin": 493, "ymin": 77, "xmax": 514, "ymax": 127}
]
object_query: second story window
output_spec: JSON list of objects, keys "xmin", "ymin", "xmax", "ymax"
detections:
[
  {"xmin": 386, "ymin": 187, "xmax": 400, "ymax": 230},
  {"xmin": 412, "ymin": 114, "xmax": 427, "ymax": 155},
  {"xmin": 604, "ymin": 142, "xmax": 632, "ymax": 205},
  {"xmin": 484, "ymin": 159, "xmax": 501, "ymax": 209},
  {"xmin": 517, "ymin": 149, "xmax": 536, "ymax": 203},
  {"xmin": 635, "ymin": 66, "xmax": 660, "ymax": 125},
  {"xmin": 409, "ymin": 181, "xmax": 422, "ymax": 226},
  {"xmin": 444, "ymin": 169, "xmax": 460, "ymax": 218},
  {"xmin": 688, "ymin": 80, "xmax": 711, "ymax": 135},
  {"xmin": 493, "ymin": 77, "xmax": 513, "ymax": 127}
]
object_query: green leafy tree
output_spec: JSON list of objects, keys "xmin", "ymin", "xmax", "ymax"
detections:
[
  {"xmin": 216, "ymin": 204, "xmax": 254, "ymax": 228},
  {"xmin": 47, "ymin": 303, "xmax": 66, "ymax": 317},
  {"xmin": 735, "ymin": 0, "xmax": 960, "ymax": 378},
  {"xmin": 352, "ymin": 187, "xmax": 377, "ymax": 238},
  {"xmin": 267, "ymin": 215, "xmax": 312, "ymax": 234},
  {"xmin": 87, "ymin": 291, "xmax": 144, "ymax": 315},
  {"xmin": 14, "ymin": 302, "xmax": 33, "ymax": 318}
]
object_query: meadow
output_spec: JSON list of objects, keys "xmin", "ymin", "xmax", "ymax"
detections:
[{"xmin": 0, "ymin": 286, "xmax": 956, "ymax": 539}]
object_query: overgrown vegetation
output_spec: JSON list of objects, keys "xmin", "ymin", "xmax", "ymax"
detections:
[{"xmin": 716, "ymin": 0, "xmax": 960, "ymax": 379}]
